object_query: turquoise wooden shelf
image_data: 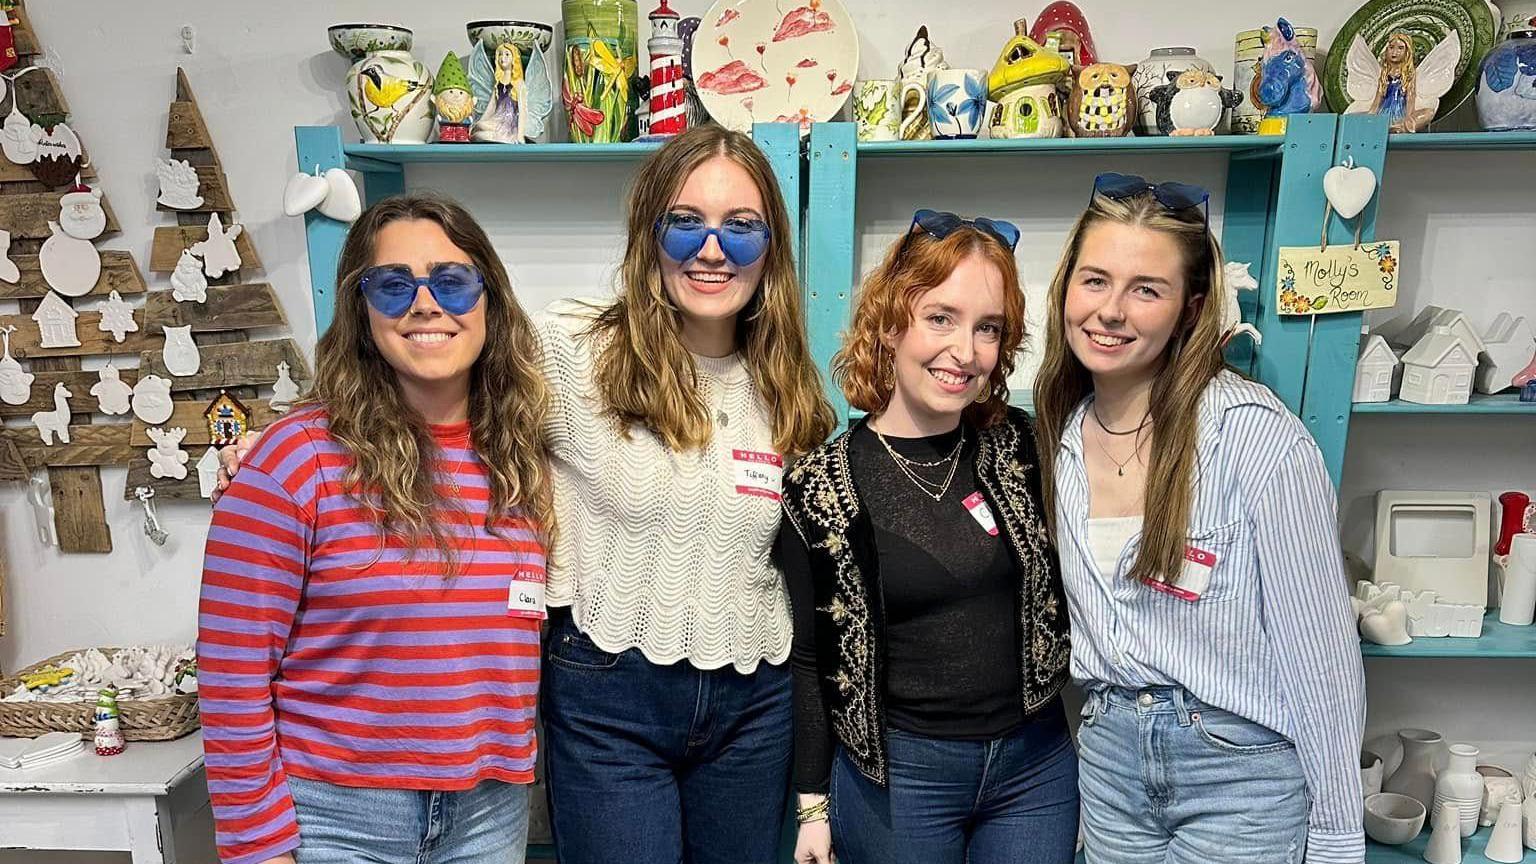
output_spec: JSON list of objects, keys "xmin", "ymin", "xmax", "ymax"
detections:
[
  {"xmin": 1353, "ymin": 394, "xmax": 1536, "ymax": 414},
  {"xmin": 1366, "ymin": 824, "xmax": 1533, "ymax": 862},
  {"xmin": 1388, "ymin": 130, "xmax": 1536, "ymax": 150},
  {"xmin": 1362, "ymin": 613, "xmax": 1536, "ymax": 658},
  {"xmin": 343, "ymin": 141, "xmax": 664, "ymax": 166},
  {"xmin": 857, "ymin": 134, "xmax": 1284, "ymax": 158}
]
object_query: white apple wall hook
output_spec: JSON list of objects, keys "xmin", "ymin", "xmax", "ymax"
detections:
[{"xmin": 1322, "ymin": 155, "xmax": 1379, "ymax": 249}]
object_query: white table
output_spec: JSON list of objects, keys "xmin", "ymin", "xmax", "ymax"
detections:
[{"xmin": 0, "ymin": 731, "xmax": 209, "ymax": 863}]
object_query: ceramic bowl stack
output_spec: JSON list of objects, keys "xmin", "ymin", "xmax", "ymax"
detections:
[{"xmin": 0, "ymin": 731, "xmax": 85, "ymax": 770}]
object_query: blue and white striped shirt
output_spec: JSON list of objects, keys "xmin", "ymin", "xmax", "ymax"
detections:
[{"xmin": 1055, "ymin": 372, "xmax": 1366, "ymax": 864}]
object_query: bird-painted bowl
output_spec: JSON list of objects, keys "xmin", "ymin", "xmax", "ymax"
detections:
[
  {"xmin": 1364, "ymin": 793, "xmax": 1426, "ymax": 845},
  {"xmin": 466, "ymin": 20, "xmax": 554, "ymax": 55},
  {"xmin": 329, "ymin": 23, "xmax": 414, "ymax": 61}
]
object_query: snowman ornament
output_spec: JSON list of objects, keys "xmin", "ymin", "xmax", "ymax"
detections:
[
  {"xmin": 39, "ymin": 179, "xmax": 105, "ymax": 297},
  {"xmin": 0, "ymin": 324, "xmax": 34, "ymax": 406}
]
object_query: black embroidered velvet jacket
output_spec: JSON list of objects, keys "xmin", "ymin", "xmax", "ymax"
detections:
[{"xmin": 778, "ymin": 408, "xmax": 1071, "ymax": 787}]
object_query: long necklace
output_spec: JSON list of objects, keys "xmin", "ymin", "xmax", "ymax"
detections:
[
  {"xmin": 1091, "ymin": 421, "xmax": 1144, "ymax": 478},
  {"xmin": 875, "ymin": 427, "xmax": 964, "ymax": 501}
]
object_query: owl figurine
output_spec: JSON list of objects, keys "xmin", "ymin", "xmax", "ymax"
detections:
[
  {"xmin": 1067, "ymin": 62, "xmax": 1137, "ymax": 137},
  {"xmin": 1147, "ymin": 69, "xmax": 1243, "ymax": 136}
]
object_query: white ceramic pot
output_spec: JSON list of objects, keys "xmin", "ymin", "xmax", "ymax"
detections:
[
  {"xmin": 1362, "ymin": 750, "xmax": 1385, "ymax": 798},
  {"xmin": 1431, "ymin": 743, "xmax": 1482, "ymax": 838},
  {"xmin": 1383, "ymin": 728, "xmax": 1443, "ymax": 813},
  {"xmin": 1132, "ymin": 47, "xmax": 1216, "ymax": 135},
  {"xmin": 1363, "ymin": 792, "xmax": 1427, "ymax": 845},
  {"xmin": 346, "ymin": 49, "xmax": 435, "ymax": 144}
]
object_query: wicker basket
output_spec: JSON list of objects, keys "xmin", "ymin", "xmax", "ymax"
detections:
[{"xmin": 0, "ymin": 648, "xmax": 200, "ymax": 741}]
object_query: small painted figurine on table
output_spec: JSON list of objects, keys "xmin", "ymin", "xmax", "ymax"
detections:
[
  {"xmin": 1146, "ymin": 69, "xmax": 1243, "ymax": 135},
  {"xmin": 986, "ymin": 19, "xmax": 1070, "ymax": 139},
  {"xmin": 1252, "ymin": 18, "xmax": 1321, "ymax": 134},
  {"xmin": 94, "ymin": 687, "xmax": 126, "ymax": 756},
  {"xmin": 432, "ymin": 53, "xmax": 476, "ymax": 143},
  {"xmin": 1343, "ymin": 30, "xmax": 1462, "ymax": 133},
  {"xmin": 1067, "ymin": 62, "xmax": 1138, "ymax": 138}
]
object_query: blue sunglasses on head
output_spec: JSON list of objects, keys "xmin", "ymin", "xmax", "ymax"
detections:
[
  {"xmin": 905, "ymin": 209, "xmax": 1022, "ymax": 253},
  {"xmin": 359, "ymin": 263, "xmax": 486, "ymax": 318},
  {"xmin": 654, "ymin": 212, "xmax": 772, "ymax": 267},
  {"xmin": 1093, "ymin": 172, "xmax": 1211, "ymax": 226}
]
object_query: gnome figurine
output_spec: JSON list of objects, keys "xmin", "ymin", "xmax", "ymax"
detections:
[
  {"xmin": 433, "ymin": 53, "xmax": 476, "ymax": 143},
  {"xmin": 93, "ymin": 687, "xmax": 126, "ymax": 756}
]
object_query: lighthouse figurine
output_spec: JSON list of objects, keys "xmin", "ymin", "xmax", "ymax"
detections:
[
  {"xmin": 94, "ymin": 687, "xmax": 126, "ymax": 756},
  {"xmin": 641, "ymin": 0, "xmax": 688, "ymax": 140}
]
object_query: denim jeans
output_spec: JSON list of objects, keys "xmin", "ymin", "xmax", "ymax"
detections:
[
  {"xmin": 1077, "ymin": 685, "xmax": 1310, "ymax": 864},
  {"xmin": 287, "ymin": 775, "xmax": 529, "ymax": 864},
  {"xmin": 540, "ymin": 609, "xmax": 792, "ymax": 864},
  {"xmin": 829, "ymin": 701, "xmax": 1080, "ymax": 864}
]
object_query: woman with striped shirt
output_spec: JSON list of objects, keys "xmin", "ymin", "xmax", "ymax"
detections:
[
  {"xmin": 1033, "ymin": 174, "xmax": 1366, "ymax": 864},
  {"xmin": 198, "ymin": 194, "xmax": 551, "ymax": 864}
]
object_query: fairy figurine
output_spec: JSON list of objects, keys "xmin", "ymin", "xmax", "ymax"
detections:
[{"xmin": 1343, "ymin": 30, "xmax": 1462, "ymax": 133}]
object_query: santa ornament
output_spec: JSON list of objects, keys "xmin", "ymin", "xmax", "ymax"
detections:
[{"xmin": 39, "ymin": 178, "xmax": 104, "ymax": 297}]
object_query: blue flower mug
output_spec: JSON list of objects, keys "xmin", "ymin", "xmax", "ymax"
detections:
[{"xmin": 926, "ymin": 68, "xmax": 994, "ymax": 139}]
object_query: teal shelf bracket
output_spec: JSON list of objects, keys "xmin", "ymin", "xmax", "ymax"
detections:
[
  {"xmin": 1303, "ymin": 113, "xmax": 1389, "ymax": 488},
  {"xmin": 1250, "ymin": 114, "xmax": 1339, "ymax": 413},
  {"xmin": 805, "ymin": 122, "xmax": 857, "ymax": 426},
  {"xmin": 295, "ymin": 125, "xmax": 349, "ymax": 336},
  {"xmin": 1220, "ymin": 144, "xmax": 1279, "ymax": 376},
  {"xmin": 753, "ymin": 122, "xmax": 804, "ymax": 280}
]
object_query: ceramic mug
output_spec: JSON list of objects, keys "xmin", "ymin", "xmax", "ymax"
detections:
[
  {"xmin": 899, "ymin": 76, "xmax": 931, "ymax": 140},
  {"xmin": 988, "ymin": 83, "xmax": 1063, "ymax": 139},
  {"xmin": 926, "ymin": 68, "xmax": 992, "ymax": 139},
  {"xmin": 854, "ymin": 80, "xmax": 900, "ymax": 142}
]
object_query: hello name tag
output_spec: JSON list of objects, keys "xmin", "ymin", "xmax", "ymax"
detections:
[
  {"xmin": 507, "ymin": 569, "xmax": 547, "ymax": 620},
  {"xmin": 1147, "ymin": 546, "xmax": 1216, "ymax": 602},
  {"xmin": 962, "ymin": 492, "xmax": 999, "ymax": 536},
  {"xmin": 731, "ymin": 449, "xmax": 784, "ymax": 500}
]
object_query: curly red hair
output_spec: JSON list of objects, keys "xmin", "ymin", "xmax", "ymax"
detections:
[{"xmin": 833, "ymin": 226, "xmax": 1027, "ymax": 428}]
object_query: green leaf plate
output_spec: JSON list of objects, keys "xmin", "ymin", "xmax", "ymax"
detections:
[{"xmin": 1323, "ymin": 0, "xmax": 1498, "ymax": 121}]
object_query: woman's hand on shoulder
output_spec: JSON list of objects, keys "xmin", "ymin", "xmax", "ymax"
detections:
[{"xmin": 211, "ymin": 431, "xmax": 264, "ymax": 503}]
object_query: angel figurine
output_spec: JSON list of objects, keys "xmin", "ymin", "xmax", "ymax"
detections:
[{"xmin": 1344, "ymin": 30, "xmax": 1462, "ymax": 133}]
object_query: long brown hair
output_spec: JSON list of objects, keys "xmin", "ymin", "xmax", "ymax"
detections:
[
  {"xmin": 588, "ymin": 124, "xmax": 834, "ymax": 455},
  {"xmin": 308, "ymin": 193, "xmax": 554, "ymax": 571},
  {"xmin": 835, "ymin": 227, "xmax": 1026, "ymax": 429},
  {"xmin": 1034, "ymin": 191, "xmax": 1228, "ymax": 584}
]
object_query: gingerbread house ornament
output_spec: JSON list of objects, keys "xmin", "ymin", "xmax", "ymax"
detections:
[
  {"xmin": 205, "ymin": 390, "xmax": 251, "ymax": 447},
  {"xmin": 32, "ymin": 290, "xmax": 80, "ymax": 348}
]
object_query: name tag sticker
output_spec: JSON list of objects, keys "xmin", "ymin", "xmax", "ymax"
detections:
[
  {"xmin": 962, "ymin": 492, "xmax": 999, "ymax": 536},
  {"xmin": 1147, "ymin": 546, "xmax": 1216, "ymax": 602},
  {"xmin": 731, "ymin": 449, "xmax": 784, "ymax": 500},
  {"xmin": 507, "ymin": 569, "xmax": 547, "ymax": 620}
]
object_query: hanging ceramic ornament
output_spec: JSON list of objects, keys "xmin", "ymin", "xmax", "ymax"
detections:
[
  {"xmin": 270, "ymin": 360, "xmax": 301, "ymax": 411},
  {"xmin": 206, "ymin": 391, "xmax": 251, "ymax": 447},
  {"xmin": 98, "ymin": 289, "xmax": 138, "ymax": 343},
  {"xmin": 0, "ymin": 324, "xmax": 34, "ymax": 406},
  {"xmin": 155, "ymin": 158, "xmax": 204, "ymax": 209},
  {"xmin": 282, "ymin": 166, "xmax": 329, "ymax": 217},
  {"xmin": 131, "ymin": 374, "xmax": 175, "ymax": 425},
  {"xmin": 316, "ymin": 168, "xmax": 362, "ymax": 223},
  {"xmin": 59, "ymin": 178, "xmax": 107, "ymax": 240},
  {"xmin": 31, "ymin": 123, "xmax": 84, "ymax": 187},
  {"xmin": 29, "ymin": 382, "xmax": 72, "ymax": 445},
  {"xmin": 189, "ymin": 212, "xmax": 242, "ymax": 278},
  {"xmin": 145, "ymin": 426, "xmax": 190, "ymax": 480},
  {"xmin": 196, "ymin": 447, "xmax": 221, "ymax": 499},
  {"xmin": 0, "ymin": 227, "xmax": 19, "ymax": 283},
  {"xmin": 162, "ymin": 325, "xmax": 201, "ymax": 377},
  {"xmin": 169, "ymin": 249, "xmax": 207, "ymax": 303},
  {"xmin": 89, "ymin": 363, "xmax": 133, "ymax": 415},
  {"xmin": 31, "ymin": 290, "xmax": 81, "ymax": 348},
  {"xmin": 1, "ymin": 83, "xmax": 42, "ymax": 165},
  {"xmin": 38, "ymin": 221, "xmax": 100, "ymax": 297}
]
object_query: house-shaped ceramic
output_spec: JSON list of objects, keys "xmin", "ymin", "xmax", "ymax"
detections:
[
  {"xmin": 1400, "ymin": 325, "xmax": 1477, "ymax": 405},
  {"xmin": 204, "ymin": 390, "xmax": 251, "ymax": 447},
  {"xmin": 1476, "ymin": 313, "xmax": 1536, "ymax": 394},
  {"xmin": 1394, "ymin": 306, "xmax": 1487, "ymax": 357},
  {"xmin": 31, "ymin": 291, "xmax": 81, "ymax": 349},
  {"xmin": 1354, "ymin": 333, "xmax": 1400, "ymax": 403}
]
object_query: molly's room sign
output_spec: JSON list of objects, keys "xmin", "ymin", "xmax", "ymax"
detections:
[{"xmin": 1276, "ymin": 241, "xmax": 1400, "ymax": 315}]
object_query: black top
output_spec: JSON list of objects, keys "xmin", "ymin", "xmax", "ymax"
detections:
[{"xmin": 780, "ymin": 421, "xmax": 1025, "ymax": 792}]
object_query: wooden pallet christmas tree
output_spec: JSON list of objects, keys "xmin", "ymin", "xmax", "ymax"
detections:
[
  {"xmin": 126, "ymin": 68, "xmax": 309, "ymax": 501},
  {"xmin": 0, "ymin": 0, "xmax": 146, "ymax": 552}
]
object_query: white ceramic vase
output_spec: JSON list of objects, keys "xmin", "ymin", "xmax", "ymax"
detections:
[
  {"xmin": 1431, "ymin": 744, "xmax": 1482, "ymax": 838},
  {"xmin": 1423, "ymin": 801, "xmax": 1462, "ymax": 864},
  {"xmin": 1522, "ymin": 794, "xmax": 1536, "ymax": 850},
  {"xmin": 1483, "ymin": 801, "xmax": 1524, "ymax": 863},
  {"xmin": 1383, "ymin": 728, "xmax": 1443, "ymax": 813},
  {"xmin": 1498, "ymin": 534, "xmax": 1536, "ymax": 624}
]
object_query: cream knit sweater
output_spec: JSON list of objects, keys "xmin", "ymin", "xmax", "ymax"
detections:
[{"xmin": 533, "ymin": 300, "xmax": 791, "ymax": 673}]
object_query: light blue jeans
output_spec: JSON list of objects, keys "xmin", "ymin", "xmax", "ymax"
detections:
[
  {"xmin": 1076, "ymin": 685, "xmax": 1310, "ymax": 864},
  {"xmin": 288, "ymin": 775, "xmax": 529, "ymax": 864}
]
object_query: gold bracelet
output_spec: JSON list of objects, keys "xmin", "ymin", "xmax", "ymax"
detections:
[{"xmin": 796, "ymin": 798, "xmax": 830, "ymax": 824}]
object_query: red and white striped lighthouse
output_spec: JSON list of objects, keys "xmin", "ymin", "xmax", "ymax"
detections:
[{"xmin": 645, "ymin": 0, "xmax": 687, "ymax": 138}]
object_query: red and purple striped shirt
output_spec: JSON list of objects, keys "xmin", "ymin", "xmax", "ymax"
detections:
[{"xmin": 197, "ymin": 407, "xmax": 544, "ymax": 864}]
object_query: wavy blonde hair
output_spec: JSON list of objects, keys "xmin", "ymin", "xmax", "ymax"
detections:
[
  {"xmin": 588, "ymin": 124, "xmax": 835, "ymax": 456},
  {"xmin": 1034, "ymin": 191, "xmax": 1229, "ymax": 585},
  {"xmin": 835, "ymin": 226, "xmax": 1026, "ymax": 429},
  {"xmin": 308, "ymin": 193, "xmax": 553, "ymax": 572}
]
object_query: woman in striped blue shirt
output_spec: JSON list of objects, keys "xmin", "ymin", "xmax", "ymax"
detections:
[{"xmin": 1033, "ymin": 174, "xmax": 1367, "ymax": 864}]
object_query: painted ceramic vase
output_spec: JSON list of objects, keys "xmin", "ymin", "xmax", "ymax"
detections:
[
  {"xmin": 927, "ymin": 69, "xmax": 990, "ymax": 139},
  {"xmin": 1132, "ymin": 47, "xmax": 1216, "ymax": 135},
  {"xmin": 1232, "ymin": 24, "xmax": 1317, "ymax": 133},
  {"xmin": 562, "ymin": 0, "xmax": 639, "ymax": 143},
  {"xmin": 854, "ymin": 79, "xmax": 899, "ymax": 141},
  {"xmin": 988, "ymin": 83, "xmax": 1063, "ymax": 139},
  {"xmin": 336, "ymin": 27, "xmax": 435, "ymax": 145},
  {"xmin": 1383, "ymin": 728, "xmax": 1443, "ymax": 813},
  {"xmin": 1477, "ymin": 30, "xmax": 1536, "ymax": 131}
]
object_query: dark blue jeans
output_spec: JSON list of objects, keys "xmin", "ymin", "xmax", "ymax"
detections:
[
  {"xmin": 830, "ymin": 701, "xmax": 1080, "ymax": 864},
  {"xmin": 541, "ymin": 610, "xmax": 791, "ymax": 864}
]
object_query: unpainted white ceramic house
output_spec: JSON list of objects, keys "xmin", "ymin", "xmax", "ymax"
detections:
[
  {"xmin": 1393, "ymin": 306, "xmax": 1487, "ymax": 357},
  {"xmin": 1400, "ymin": 325, "xmax": 1477, "ymax": 405},
  {"xmin": 1476, "ymin": 313, "xmax": 1536, "ymax": 394},
  {"xmin": 1354, "ymin": 333, "xmax": 1400, "ymax": 403},
  {"xmin": 31, "ymin": 290, "xmax": 80, "ymax": 349}
]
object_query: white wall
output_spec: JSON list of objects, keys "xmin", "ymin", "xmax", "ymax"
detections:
[{"xmin": 1, "ymin": 2, "xmax": 1532, "ymax": 858}]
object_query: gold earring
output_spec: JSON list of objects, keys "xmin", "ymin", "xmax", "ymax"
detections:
[{"xmin": 974, "ymin": 384, "xmax": 990, "ymax": 404}]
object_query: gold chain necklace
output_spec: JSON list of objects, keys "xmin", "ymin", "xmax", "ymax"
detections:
[
  {"xmin": 1090, "ymin": 421, "xmax": 1144, "ymax": 478},
  {"xmin": 875, "ymin": 428, "xmax": 964, "ymax": 501}
]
